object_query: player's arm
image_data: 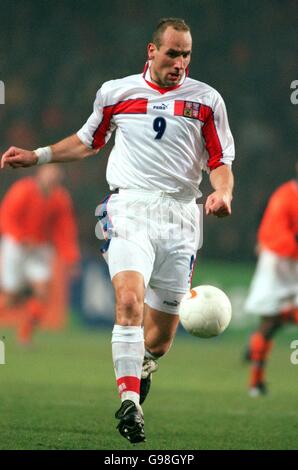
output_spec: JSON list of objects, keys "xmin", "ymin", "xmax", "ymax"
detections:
[
  {"xmin": 203, "ymin": 91, "xmax": 235, "ymax": 218},
  {"xmin": 205, "ymin": 164, "xmax": 234, "ymax": 217},
  {"xmin": 1, "ymin": 87, "xmax": 112, "ymax": 170},
  {"xmin": 1, "ymin": 134, "xmax": 97, "ymax": 169}
]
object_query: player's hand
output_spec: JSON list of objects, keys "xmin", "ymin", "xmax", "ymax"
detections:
[
  {"xmin": 1, "ymin": 147, "xmax": 38, "ymax": 169},
  {"xmin": 205, "ymin": 189, "xmax": 232, "ymax": 217}
]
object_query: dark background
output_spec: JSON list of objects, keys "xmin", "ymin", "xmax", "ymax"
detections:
[{"xmin": 0, "ymin": 0, "xmax": 297, "ymax": 261}]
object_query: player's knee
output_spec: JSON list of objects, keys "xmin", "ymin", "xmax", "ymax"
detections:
[
  {"xmin": 1, "ymin": 291, "xmax": 20, "ymax": 308},
  {"xmin": 146, "ymin": 336, "xmax": 173, "ymax": 358},
  {"xmin": 31, "ymin": 282, "xmax": 50, "ymax": 303},
  {"xmin": 116, "ymin": 289, "xmax": 143, "ymax": 324},
  {"xmin": 148, "ymin": 345, "xmax": 169, "ymax": 358},
  {"xmin": 34, "ymin": 291, "xmax": 49, "ymax": 304},
  {"xmin": 260, "ymin": 316, "xmax": 281, "ymax": 339}
]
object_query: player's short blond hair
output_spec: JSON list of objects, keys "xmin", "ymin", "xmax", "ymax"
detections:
[{"xmin": 152, "ymin": 18, "xmax": 191, "ymax": 48}]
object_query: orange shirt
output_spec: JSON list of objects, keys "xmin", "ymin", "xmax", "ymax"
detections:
[
  {"xmin": 0, "ymin": 177, "xmax": 80, "ymax": 264},
  {"xmin": 258, "ymin": 180, "xmax": 298, "ymax": 259}
]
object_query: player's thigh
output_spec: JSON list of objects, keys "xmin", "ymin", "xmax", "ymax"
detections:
[
  {"xmin": 25, "ymin": 245, "xmax": 53, "ymax": 286},
  {"xmin": 108, "ymin": 236, "xmax": 154, "ymax": 288},
  {"xmin": 150, "ymin": 246, "xmax": 195, "ymax": 294},
  {"xmin": 30, "ymin": 279, "xmax": 51, "ymax": 302},
  {"xmin": 259, "ymin": 314, "xmax": 283, "ymax": 339},
  {"xmin": 106, "ymin": 233, "xmax": 155, "ymax": 324}
]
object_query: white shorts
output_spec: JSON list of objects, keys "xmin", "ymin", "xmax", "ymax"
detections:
[
  {"xmin": 97, "ymin": 189, "xmax": 201, "ymax": 314},
  {"xmin": 0, "ymin": 235, "xmax": 53, "ymax": 292},
  {"xmin": 244, "ymin": 249, "xmax": 298, "ymax": 315}
]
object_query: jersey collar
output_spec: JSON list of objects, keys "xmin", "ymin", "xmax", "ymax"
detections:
[{"xmin": 142, "ymin": 61, "xmax": 187, "ymax": 95}]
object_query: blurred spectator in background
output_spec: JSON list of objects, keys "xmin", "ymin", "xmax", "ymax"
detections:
[
  {"xmin": 244, "ymin": 162, "xmax": 298, "ymax": 396},
  {"xmin": 0, "ymin": 165, "xmax": 80, "ymax": 345}
]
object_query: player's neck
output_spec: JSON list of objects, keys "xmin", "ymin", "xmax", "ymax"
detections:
[
  {"xmin": 149, "ymin": 69, "xmax": 185, "ymax": 89},
  {"xmin": 144, "ymin": 61, "xmax": 185, "ymax": 90}
]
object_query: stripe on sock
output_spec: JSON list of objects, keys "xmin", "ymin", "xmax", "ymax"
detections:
[{"xmin": 117, "ymin": 376, "xmax": 141, "ymax": 396}]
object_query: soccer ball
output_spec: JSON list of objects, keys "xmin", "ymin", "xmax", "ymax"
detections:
[{"xmin": 179, "ymin": 285, "xmax": 232, "ymax": 338}]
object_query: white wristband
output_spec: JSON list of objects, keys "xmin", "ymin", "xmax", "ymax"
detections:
[{"xmin": 34, "ymin": 146, "xmax": 53, "ymax": 165}]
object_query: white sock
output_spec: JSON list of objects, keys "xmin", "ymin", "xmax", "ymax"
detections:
[{"xmin": 112, "ymin": 324, "xmax": 144, "ymax": 406}]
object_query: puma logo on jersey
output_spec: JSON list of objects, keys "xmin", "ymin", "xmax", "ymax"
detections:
[
  {"xmin": 153, "ymin": 103, "xmax": 168, "ymax": 110},
  {"xmin": 163, "ymin": 300, "xmax": 180, "ymax": 307}
]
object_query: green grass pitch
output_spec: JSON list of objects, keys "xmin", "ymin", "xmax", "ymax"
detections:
[{"xmin": 0, "ymin": 324, "xmax": 297, "ymax": 450}]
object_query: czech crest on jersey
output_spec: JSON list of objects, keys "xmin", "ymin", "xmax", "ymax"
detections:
[{"xmin": 183, "ymin": 101, "xmax": 200, "ymax": 119}]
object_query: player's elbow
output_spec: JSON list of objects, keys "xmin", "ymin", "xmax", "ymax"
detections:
[{"xmin": 78, "ymin": 144, "xmax": 99, "ymax": 160}]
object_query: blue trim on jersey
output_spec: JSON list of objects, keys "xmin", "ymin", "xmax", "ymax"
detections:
[{"xmin": 100, "ymin": 239, "xmax": 111, "ymax": 255}]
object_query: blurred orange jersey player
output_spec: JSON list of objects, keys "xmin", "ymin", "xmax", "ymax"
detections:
[
  {"xmin": 0, "ymin": 165, "xmax": 80, "ymax": 344},
  {"xmin": 244, "ymin": 166, "xmax": 298, "ymax": 396},
  {"xmin": 258, "ymin": 180, "xmax": 298, "ymax": 259}
]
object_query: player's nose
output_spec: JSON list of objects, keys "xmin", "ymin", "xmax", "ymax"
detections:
[{"xmin": 173, "ymin": 56, "xmax": 184, "ymax": 70}]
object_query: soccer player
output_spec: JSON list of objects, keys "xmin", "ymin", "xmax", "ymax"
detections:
[
  {"xmin": 244, "ymin": 164, "xmax": 298, "ymax": 397},
  {"xmin": 0, "ymin": 165, "xmax": 80, "ymax": 345},
  {"xmin": 1, "ymin": 18, "xmax": 235, "ymax": 443}
]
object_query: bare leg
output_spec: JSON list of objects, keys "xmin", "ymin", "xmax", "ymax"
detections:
[
  {"xmin": 143, "ymin": 304, "xmax": 180, "ymax": 358},
  {"xmin": 17, "ymin": 280, "xmax": 50, "ymax": 345},
  {"xmin": 111, "ymin": 271, "xmax": 146, "ymax": 442}
]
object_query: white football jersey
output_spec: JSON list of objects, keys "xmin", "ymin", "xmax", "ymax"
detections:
[{"xmin": 77, "ymin": 63, "xmax": 235, "ymax": 200}]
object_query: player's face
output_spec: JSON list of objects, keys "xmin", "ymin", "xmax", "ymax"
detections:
[{"xmin": 148, "ymin": 27, "xmax": 192, "ymax": 87}]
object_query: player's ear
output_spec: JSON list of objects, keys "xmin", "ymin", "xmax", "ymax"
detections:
[{"xmin": 147, "ymin": 43, "xmax": 156, "ymax": 60}]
